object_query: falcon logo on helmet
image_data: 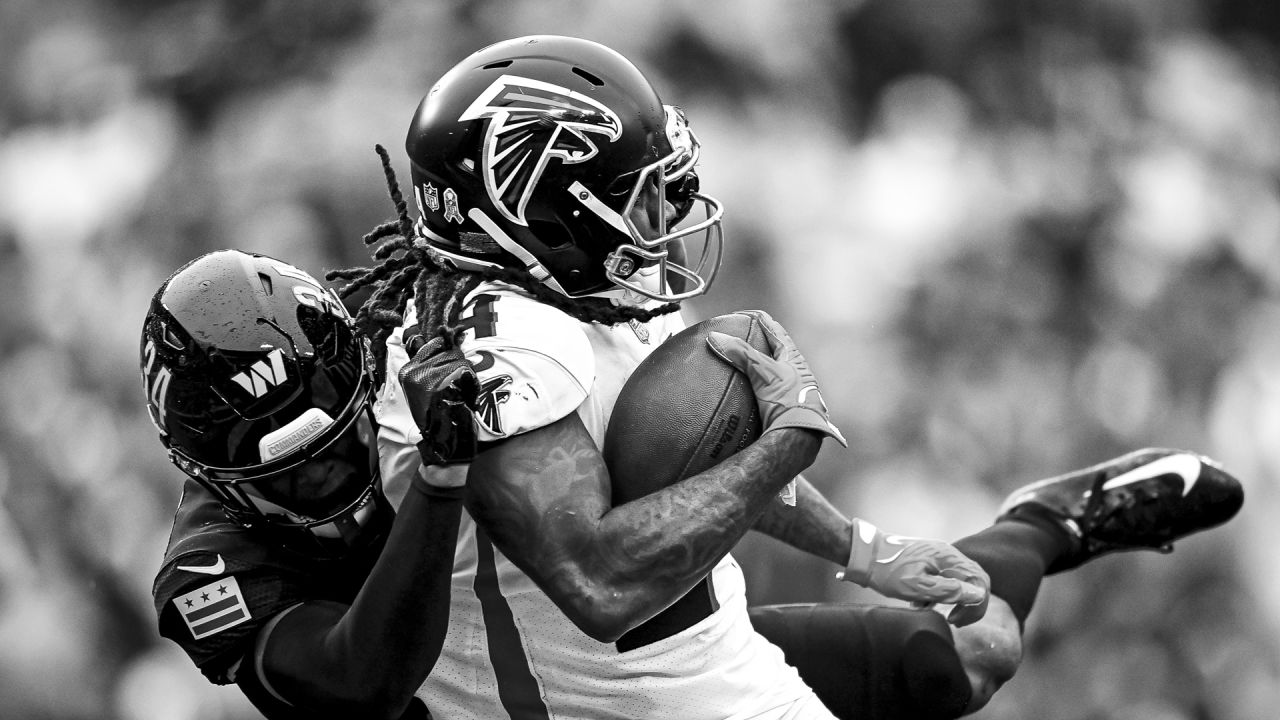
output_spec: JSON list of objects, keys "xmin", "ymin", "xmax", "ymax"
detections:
[{"xmin": 460, "ymin": 75, "xmax": 622, "ymax": 227}]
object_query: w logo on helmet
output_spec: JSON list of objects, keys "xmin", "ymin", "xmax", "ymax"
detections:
[
  {"xmin": 460, "ymin": 75, "xmax": 622, "ymax": 226},
  {"xmin": 231, "ymin": 348, "xmax": 287, "ymax": 399}
]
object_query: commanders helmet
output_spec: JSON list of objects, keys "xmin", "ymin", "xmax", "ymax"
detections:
[
  {"xmin": 140, "ymin": 250, "xmax": 390, "ymax": 554},
  {"xmin": 406, "ymin": 34, "xmax": 723, "ymax": 302}
]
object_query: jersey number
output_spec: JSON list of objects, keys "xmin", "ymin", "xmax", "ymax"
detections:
[
  {"xmin": 142, "ymin": 339, "xmax": 172, "ymax": 431},
  {"xmin": 457, "ymin": 294, "xmax": 499, "ymax": 339}
]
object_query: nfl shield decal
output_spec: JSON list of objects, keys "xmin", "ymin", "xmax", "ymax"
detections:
[
  {"xmin": 423, "ymin": 182, "xmax": 440, "ymax": 213},
  {"xmin": 174, "ymin": 576, "xmax": 252, "ymax": 640}
]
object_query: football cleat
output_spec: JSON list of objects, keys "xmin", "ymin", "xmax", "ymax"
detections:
[{"xmin": 997, "ymin": 448, "xmax": 1244, "ymax": 574}]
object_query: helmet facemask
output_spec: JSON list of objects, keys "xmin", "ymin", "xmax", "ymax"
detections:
[
  {"xmin": 589, "ymin": 105, "xmax": 724, "ymax": 303},
  {"xmin": 171, "ymin": 391, "xmax": 390, "ymax": 557}
]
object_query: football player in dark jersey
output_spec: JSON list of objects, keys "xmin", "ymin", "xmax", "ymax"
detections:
[
  {"xmin": 324, "ymin": 35, "xmax": 1244, "ymax": 720},
  {"xmin": 143, "ymin": 249, "xmax": 476, "ymax": 720}
]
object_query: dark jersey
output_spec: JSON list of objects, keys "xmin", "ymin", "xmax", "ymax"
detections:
[{"xmin": 153, "ymin": 479, "xmax": 385, "ymax": 683}]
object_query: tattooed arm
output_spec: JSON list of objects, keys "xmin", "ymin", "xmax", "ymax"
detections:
[
  {"xmin": 751, "ymin": 476, "xmax": 992, "ymax": 625},
  {"xmin": 752, "ymin": 475, "xmax": 853, "ymax": 566},
  {"xmin": 466, "ymin": 412, "xmax": 822, "ymax": 642}
]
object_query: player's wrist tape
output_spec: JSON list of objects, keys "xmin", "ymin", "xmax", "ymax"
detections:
[
  {"xmin": 411, "ymin": 474, "xmax": 467, "ymax": 500},
  {"xmin": 835, "ymin": 517, "xmax": 886, "ymax": 586},
  {"xmin": 421, "ymin": 484, "xmax": 466, "ymax": 500},
  {"xmin": 766, "ymin": 407, "xmax": 848, "ymax": 446},
  {"xmin": 413, "ymin": 464, "xmax": 468, "ymax": 496}
]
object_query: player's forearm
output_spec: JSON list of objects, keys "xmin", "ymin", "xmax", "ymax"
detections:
[
  {"xmin": 262, "ymin": 481, "xmax": 463, "ymax": 716},
  {"xmin": 752, "ymin": 475, "xmax": 853, "ymax": 566},
  {"xmin": 329, "ymin": 481, "xmax": 463, "ymax": 705},
  {"xmin": 598, "ymin": 429, "xmax": 822, "ymax": 583},
  {"xmin": 549, "ymin": 429, "xmax": 821, "ymax": 638},
  {"xmin": 466, "ymin": 414, "xmax": 820, "ymax": 640}
]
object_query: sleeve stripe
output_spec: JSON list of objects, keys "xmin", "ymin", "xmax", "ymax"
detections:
[{"xmin": 473, "ymin": 525, "xmax": 550, "ymax": 719}]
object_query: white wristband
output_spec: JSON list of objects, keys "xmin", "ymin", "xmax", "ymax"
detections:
[{"xmin": 835, "ymin": 517, "xmax": 882, "ymax": 586}]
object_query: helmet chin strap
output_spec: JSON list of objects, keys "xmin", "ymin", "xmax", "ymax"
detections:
[
  {"xmin": 467, "ymin": 208, "xmax": 570, "ymax": 296},
  {"xmin": 587, "ymin": 285, "xmax": 660, "ymax": 308},
  {"xmin": 309, "ymin": 497, "xmax": 378, "ymax": 540},
  {"xmin": 238, "ymin": 476, "xmax": 380, "ymax": 539}
]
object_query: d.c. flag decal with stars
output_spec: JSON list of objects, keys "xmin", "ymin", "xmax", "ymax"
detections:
[{"xmin": 174, "ymin": 576, "xmax": 251, "ymax": 640}]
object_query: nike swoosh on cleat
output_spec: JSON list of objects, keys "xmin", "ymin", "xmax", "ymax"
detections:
[
  {"xmin": 176, "ymin": 554, "xmax": 226, "ymax": 575},
  {"xmin": 1100, "ymin": 454, "xmax": 1201, "ymax": 497}
]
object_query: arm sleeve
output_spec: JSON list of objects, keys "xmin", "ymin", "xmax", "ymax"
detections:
[{"xmin": 236, "ymin": 480, "xmax": 463, "ymax": 718}]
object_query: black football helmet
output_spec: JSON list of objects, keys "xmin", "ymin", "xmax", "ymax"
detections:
[
  {"xmin": 141, "ymin": 250, "xmax": 391, "ymax": 555},
  {"xmin": 406, "ymin": 35, "xmax": 724, "ymax": 302}
]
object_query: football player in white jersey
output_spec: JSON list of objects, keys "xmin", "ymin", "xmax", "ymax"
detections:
[{"xmin": 329, "ymin": 35, "xmax": 1245, "ymax": 720}]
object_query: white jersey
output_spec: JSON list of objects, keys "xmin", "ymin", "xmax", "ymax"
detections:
[{"xmin": 375, "ymin": 281, "xmax": 829, "ymax": 720}]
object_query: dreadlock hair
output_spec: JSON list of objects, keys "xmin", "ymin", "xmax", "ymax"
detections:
[{"xmin": 327, "ymin": 145, "xmax": 681, "ymax": 386}]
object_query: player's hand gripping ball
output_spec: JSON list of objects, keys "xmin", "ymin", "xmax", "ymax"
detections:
[
  {"xmin": 605, "ymin": 310, "xmax": 845, "ymax": 504},
  {"xmin": 705, "ymin": 311, "xmax": 846, "ymax": 445},
  {"xmin": 604, "ymin": 312, "xmax": 771, "ymax": 503}
]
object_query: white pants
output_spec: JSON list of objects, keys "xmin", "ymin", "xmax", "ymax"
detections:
[{"xmin": 727, "ymin": 689, "xmax": 838, "ymax": 720}]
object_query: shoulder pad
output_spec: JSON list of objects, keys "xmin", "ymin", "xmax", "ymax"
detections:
[{"xmin": 457, "ymin": 287, "xmax": 593, "ymax": 440}]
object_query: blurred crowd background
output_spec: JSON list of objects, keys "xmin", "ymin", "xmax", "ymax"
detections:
[{"xmin": 2, "ymin": 1, "xmax": 1278, "ymax": 718}]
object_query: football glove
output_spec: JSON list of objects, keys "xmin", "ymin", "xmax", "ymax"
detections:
[
  {"xmin": 398, "ymin": 335, "xmax": 479, "ymax": 475},
  {"xmin": 837, "ymin": 518, "xmax": 990, "ymax": 627},
  {"xmin": 706, "ymin": 311, "xmax": 847, "ymax": 446}
]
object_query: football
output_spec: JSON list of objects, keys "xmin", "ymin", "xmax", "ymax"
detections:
[{"xmin": 604, "ymin": 311, "xmax": 770, "ymax": 503}]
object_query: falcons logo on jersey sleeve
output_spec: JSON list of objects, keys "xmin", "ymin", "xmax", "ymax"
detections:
[
  {"xmin": 474, "ymin": 373, "xmax": 513, "ymax": 436},
  {"xmin": 459, "ymin": 74, "xmax": 623, "ymax": 226}
]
